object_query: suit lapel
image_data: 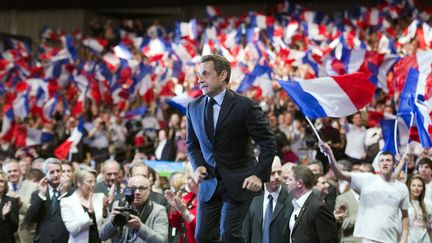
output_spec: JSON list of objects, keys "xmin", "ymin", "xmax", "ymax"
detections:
[
  {"xmin": 271, "ymin": 189, "xmax": 288, "ymax": 223},
  {"xmin": 215, "ymin": 89, "xmax": 235, "ymax": 135},
  {"xmin": 257, "ymin": 196, "xmax": 264, "ymax": 226},
  {"xmin": 292, "ymin": 193, "xmax": 313, "ymax": 233}
]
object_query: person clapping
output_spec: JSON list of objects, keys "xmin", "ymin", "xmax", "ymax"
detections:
[{"xmin": 61, "ymin": 168, "xmax": 110, "ymax": 243}]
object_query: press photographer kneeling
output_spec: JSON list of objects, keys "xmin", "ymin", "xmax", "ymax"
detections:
[{"xmin": 99, "ymin": 175, "xmax": 168, "ymax": 243}]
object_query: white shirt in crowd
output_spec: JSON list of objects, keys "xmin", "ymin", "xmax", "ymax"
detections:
[
  {"xmin": 344, "ymin": 124, "xmax": 367, "ymax": 160},
  {"xmin": 351, "ymin": 173, "xmax": 409, "ymax": 243}
]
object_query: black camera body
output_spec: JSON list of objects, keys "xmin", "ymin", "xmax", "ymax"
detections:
[
  {"xmin": 112, "ymin": 187, "xmax": 137, "ymax": 227},
  {"xmin": 112, "ymin": 207, "xmax": 138, "ymax": 227}
]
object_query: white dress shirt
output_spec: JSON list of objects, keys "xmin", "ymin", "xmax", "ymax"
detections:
[
  {"xmin": 289, "ymin": 190, "xmax": 312, "ymax": 240},
  {"xmin": 262, "ymin": 186, "xmax": 282, "ymax": 226}
]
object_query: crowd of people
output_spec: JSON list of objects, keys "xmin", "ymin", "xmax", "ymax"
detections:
[{"xmin": 0, "ymin": 0, "xmax": 432, "ymax": 242}]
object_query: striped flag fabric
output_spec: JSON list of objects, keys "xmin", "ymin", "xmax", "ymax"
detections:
[{"xmin": 278, "ymin": 72, "xmax": 376, "ymax": 118}]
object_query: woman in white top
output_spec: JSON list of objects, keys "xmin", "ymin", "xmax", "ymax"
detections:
[
  {"xmin": 61, "ymin": 168, "xmax": 110, "ymax": 243},
  {"xmin": 407, "ymin": 174, "xmax": 432, "ymax": 243}
]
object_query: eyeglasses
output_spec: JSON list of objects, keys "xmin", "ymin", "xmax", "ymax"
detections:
[{"xmin": 129, "ymin": 186, "xmax": 149, "ymax": 192}]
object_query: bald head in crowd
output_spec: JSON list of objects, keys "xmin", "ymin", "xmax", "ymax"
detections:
[{"xmin": 102, "ymin": 160, "xmax": 121, "ymax": 187}]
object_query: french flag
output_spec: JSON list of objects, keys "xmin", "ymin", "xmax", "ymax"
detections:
[
  {"xmin": 392, "ymin": 50, "xmax": 432, "ymax": 92},
  {"xmin": 54, "ymin": 118, "xmax": 86, "ymax": 160},
  {"xmin": 24, "ymin": 128, "xmax": 54, "ymax": 147},
  {"xmin": 397, "ymin": 68, "xmax": 432, "ymax": 148},
  {"xmin": 278, "ymin": 72, "xmax": 376, "ymax": 118},
  {"xmin": 0, "ymin": 108, "xmax": 14, "ymax": 141},
  {"xmin": 123, "ymin": 105, "xmax": 148, "ymax": 119},
  {"xmin": 166, "ymin": 89, "xmax": 202, "ymax": 114},
  {"xmin": 206, "ymin": 5, "xmax": 221, "ymax": 19},
  {"xmin": 82, "ymin": 37, "xmax": 107, "ymax": 54},
  {"xmin": 113, "ymin": 43, "xmax": 133, "ymax": 60}
]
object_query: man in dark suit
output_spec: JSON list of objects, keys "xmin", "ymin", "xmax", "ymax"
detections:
[
  {"xmin": 93, "ymin": 159, "xmax": 123, "ymax": 203},
  {"xmin": 285, "ymin": 165, "xmax": 338, "ymax": 243},
  {"xmin": 242, "ymin": 156, "xmax": 291, "ymax": 243},
  {"xmin": 26, "ymin": 158, "xmax": 73, "ymax": 243},
  {"xmin": 186, "ymin": 54, "xmax": 276, "ymax": 243}
]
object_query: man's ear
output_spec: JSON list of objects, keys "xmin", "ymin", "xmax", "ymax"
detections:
[{"xmin": 219, "ymin": 70, "xmax": 227, "ymax": 82}]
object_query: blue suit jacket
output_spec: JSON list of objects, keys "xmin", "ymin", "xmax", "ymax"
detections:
[{"xmin": 186, "ymin": 89, "xmax": 276, "ymax": 202}]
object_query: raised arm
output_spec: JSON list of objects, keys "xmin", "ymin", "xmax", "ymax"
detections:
[{"xmin": 319, "ymin": 142, "xmax": 352, "ymax": 183}]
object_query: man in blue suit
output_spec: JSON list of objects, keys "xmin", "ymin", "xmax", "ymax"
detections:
[{"xmin": 186, "ymin": 54, "xmax": 276, "ymax": 243}]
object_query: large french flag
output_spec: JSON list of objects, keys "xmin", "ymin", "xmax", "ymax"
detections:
[
  {"xmin": 54, "ymin": 118, "xmax": 86, "ymax": 160},
  {"xmin": 397, "ymin": 68, "xmax": 432, "ymax": 148},
  {"xmin": 278, "ymin": 72, "xmax": 376, "ymax": 118}
]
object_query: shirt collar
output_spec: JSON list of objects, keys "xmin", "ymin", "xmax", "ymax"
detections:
[
  {"xmin": 208, "ymin": 88, "xmax": 226, "ymax": 106},
  {"xmin": 292, "ymin": 190, "xmax": 312, "ymax": 209},
  {"xmin": 264, "ymin": 185, "xmax": 282, "ymax": 200}
]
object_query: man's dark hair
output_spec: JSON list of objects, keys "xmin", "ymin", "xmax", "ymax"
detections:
[
  {"xmin": 148, "ymin": 166, "xmax": 157, "ymax": 184},
  {"xmin": 293, "ymin": 165, "xmax": 314, "ymax": 189},
  {"xmin": 418, "ymin": 157, "xmax": 432, "ymax": 169},
  {"xmin": 380, "ymin": 151, "xmax": 394, "ymax": 162},
  {"xmin": 200, "ymin": 54, "xmax": 231, "ymax": 84}
]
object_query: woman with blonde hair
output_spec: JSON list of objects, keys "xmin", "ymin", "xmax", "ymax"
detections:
[
  {"xmin": 0, "ymin": 170, "xmax": 19, "ymax": 243},
  {"xmin": 61, "ymin": 168, "xmax": 110, "ymax": 243}
]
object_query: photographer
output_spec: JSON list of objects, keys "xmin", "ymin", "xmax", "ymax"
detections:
[{"xmin": 99, "ymin": 175, "xmax": 168, "ymax": 243}]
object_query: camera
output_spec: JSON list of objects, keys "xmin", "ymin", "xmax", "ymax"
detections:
[{"xmin": 112, "ymin": 187, "xmax": 138, "ymax": 227}]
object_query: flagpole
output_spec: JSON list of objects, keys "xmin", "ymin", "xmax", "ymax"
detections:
[
  {"xmin": 393, "ymin": 118, "xmax": 399, "ymax": 155},
  {"xmin": 305, "ymin": 116, "xmax": 322, "ymax": 143}
]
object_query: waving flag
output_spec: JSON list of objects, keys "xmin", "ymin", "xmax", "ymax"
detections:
[
  {"xmin": 205, "ymin": 5, "xmax": 221, "ymax": 19},
  {"xmin": 397, "ymin": 68, "xmax": 432, "ymax": 148},
  {"xmin": 54, "ymin": 118, "xmax": 86, "ymax": 160},
  {"xmin": 278, "ymin": 72, "xmax": 376, "ymax": 118},
  {"xmin": 166, "ymin": 89, "xmax": 202, "ymax": 114},
  {"xmin": 0, "ymin": 108, "xmax": 15, "ymax": 141}
]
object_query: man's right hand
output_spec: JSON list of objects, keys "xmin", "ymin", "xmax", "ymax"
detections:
[
  {"xmin": 38, "ymin": 177, "xmax": 48, "ymax": 195},
  {"xmin": 194, "ymin": 166, "xmax": 207, "ymax": 183}
]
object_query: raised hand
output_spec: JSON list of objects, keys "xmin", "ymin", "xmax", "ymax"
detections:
[
  {"xmin": 38, "ymin": 177, "xmax": 48, "ymax": 196},
  {"xmin": 2, "ymin": 201, "xmax": 11, "ymax": 218}
]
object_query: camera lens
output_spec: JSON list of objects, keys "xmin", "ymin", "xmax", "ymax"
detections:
[{"xmin": 113, "ymin": 212, "xmax": 130, "ymax": 227}]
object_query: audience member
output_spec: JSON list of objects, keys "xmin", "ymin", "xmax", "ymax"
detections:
[
  {"xmin": 406, "ymin": 175, "xmax": 432, "ymax": 243},
  {"xmin": 165, "ymin": 171, "xmax": 198, "ymax": 243},
  {"xmin": 243, "ymin": 156, "xmax": 291, "ymax": 243},
  {"xmin": 0, "ymin": 170, "xmax": 19, "ymax": 243},
  {"xmin": 61, "ymin": 169, "xmax": 108, "ymax": 243},
  {"xmin": 17, "ymin": 169, "xmax": 44, "ymax": 243},
  {"xmin": 27, "ymin": 158, "xmax": 74, "ymax": 243},
  {"xmin": 285, "ymin": 165, "xmax": 338, "ymax": 242},
  {"xmin": 99, "ymin": 175, "xmax": 168, "ymax": 243},
  {"xmin": 321, "ymin": 143, "xmax": 409, "ymax": 243}
]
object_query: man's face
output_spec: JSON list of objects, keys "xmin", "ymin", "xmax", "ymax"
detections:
[
  {"xmin": 46, "ymin": 163, "xmax": 62, "ymax": 187},
  {"xmin": 197, "ymin": 61, "xmax": 227, "ymax": 98},
  {"xmin": 315, "ymin": 176, "xmax": 330, "ymax": 196},
  {"xmin": 104, "ymin": 163, "xmax": 119, "ymax": 187},
  {"xmin": 307, "ymin": 164, "xmax": 322, "ymax": 175},
  {"xmin": 19, "ymin": 159, "xmax": 32, "ymax": 176},
  {"xmin": 285, "ymin": 171, "xmax": 299, "ymax": 195},
  {"xmin": 132, "ymin": 166, "xmax": 149, "ymax": 178},
  {"xmin": 128, "ymin": 176, "xmax": 151, "ymax": 207},
  {"xmin": 419, "ymin": 164, "xmax": 432, "ymax": 181},
  {"xmin": 378, "ymin": 154, "xmax": 394, "ymax": 176},
  {"xmin": 5, "ymin": 162, "xmax": 21, "ymax": 184},
  {"xmin": 265, "ymin": 160, "xmax": 282, "ymax": 192}
]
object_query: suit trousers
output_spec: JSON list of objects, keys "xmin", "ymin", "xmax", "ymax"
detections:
[{"xmin": 195, "ymin": 180, "xmax": 251, "ymax": 243}]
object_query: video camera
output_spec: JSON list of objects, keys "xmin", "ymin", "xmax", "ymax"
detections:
[{"xmin": 112, "ymin": 187, "xmax": 138, "ymax": 227}]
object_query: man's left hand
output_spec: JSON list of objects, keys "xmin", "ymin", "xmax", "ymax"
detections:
[
  {"xmin": 242, "ymin": 175, "xmax": 262, "ymax": 192},
  {"xmin": 127, "ymin": 214, "xmax": 142, "ymax": 230}
]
